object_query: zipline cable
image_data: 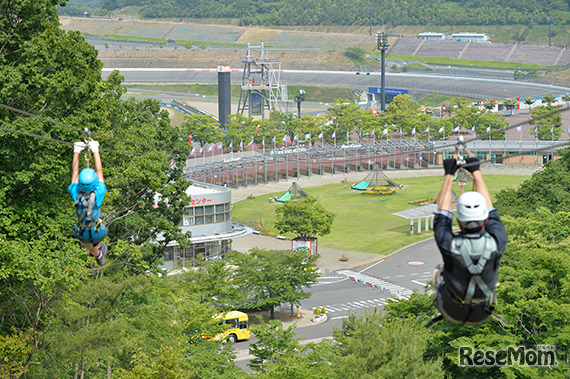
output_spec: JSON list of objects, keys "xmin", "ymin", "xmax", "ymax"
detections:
[
  {"xmin": 0, "ymin": 103, "xmax": 189, "ymax": 154},
  {"xmin": 0, "ymin": 125, "xmax": 169, "ymax": 158},
  {"xmin": 2, "ymin": 102, "xmax": 568, "ymax": 170}
]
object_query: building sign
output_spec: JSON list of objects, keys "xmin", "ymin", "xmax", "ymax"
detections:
[
  {"xmin": 368, "ymin": 87, "xmax": 409, "ymax": 96},
  {"xmin": 190, "ymin": 198, "xmax": 213, "ymax": 205},
  {"xmin": 292, "ymin": 237, "xmax": 318, "ymax": 260}
]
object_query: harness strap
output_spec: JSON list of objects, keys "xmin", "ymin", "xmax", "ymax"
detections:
[
  {"xmin": 75, "ymin": 191, "xmax": 97, "ymax": 227},
  {"xmin": 454, "ymin": 234, "xmax": 494, "ymax": 304},
  {"xmin": 425, "ymin": 315, "xmax": 444, "ymax": 328}
]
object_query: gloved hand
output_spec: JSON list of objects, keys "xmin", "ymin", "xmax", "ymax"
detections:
[
  {"xmin": 88, "ymin": 140, "xmax": 99, "ymax": 153},
  {"xmin": 464, "ymin": 157, "xmax": 480, "ymax": 174},
  {"xmin": 443, "ymin": 158, "xmax": 458, "ymax": 175},
  {"xmin": 73, "ymin": 141, "xmax": 87, "ymax": 154}
]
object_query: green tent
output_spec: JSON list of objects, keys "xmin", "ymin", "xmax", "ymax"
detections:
[
  {"xmin": 275, "ymin": 182, "xmax": 308, "ymax": 202},
  {"xmin": 276, "ymin": 191, "xmax": 292, "ymax": 202},
  {"xmin": 351, "ymin": 180, "xmax": 370, "ymax": 190}
]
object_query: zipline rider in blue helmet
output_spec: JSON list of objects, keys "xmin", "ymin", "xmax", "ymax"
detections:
[{"xmin": 69, "ymin": 139, "xmax": 108, "ymax": 265}]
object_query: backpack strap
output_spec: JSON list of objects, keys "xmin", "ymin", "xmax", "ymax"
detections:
[
  {"xmin": 425, "ymin": 315, "xmax": 444, "ymax": 328},
  {"xmin": 75, "ymin": 191, "xmax": 97, "ymax": 227},
  {"xmin": 452, "ymin": 234, "xmax": 495, "ymax": 304}
]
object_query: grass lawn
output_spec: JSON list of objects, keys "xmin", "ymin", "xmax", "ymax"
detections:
[{"xmin": 231, "ymin": 175, "xmax": 529, "ymax": 255}]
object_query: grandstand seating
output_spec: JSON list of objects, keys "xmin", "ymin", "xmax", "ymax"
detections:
[
  {"xmin": 389, "ymin": 38, "xmax": 423, "ymax": 55},
  {"xmin": 416, "ymin": 39, "xmax": 468, "ymax": 59},
  {"xmin": 389, "ymin": 37, "xmax": 569, "ymax": 66},
  {"xmin": 509, "ymin": 44, "xmax": 562, "ymax": 65},
  {"xmin": 461, "ymin": 42, "xmax": 513, "ymax": 62}
]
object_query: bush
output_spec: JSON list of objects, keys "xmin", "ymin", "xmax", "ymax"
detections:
[
  {"xmin": 313, "ymin": 307, "xmax": 321, "ymax": 316},
  {"xmin": 320, "ymin": 306, "xmax": 326, "ymax": 314}
]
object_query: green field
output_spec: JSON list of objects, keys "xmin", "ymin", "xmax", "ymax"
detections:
[
  {"xmin": 127, "ymin": 84, "xmax": 354, "ymax": 104},
  {"xmin": 232, "ymin": 174, "xmax": 529, "ymax": 255},
  {"xmin": 383, "ymin": 53, "xmax": 559, "ymax": 71}
]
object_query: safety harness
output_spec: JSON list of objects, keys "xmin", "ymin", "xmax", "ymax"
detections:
[
  {"xmin": 426, "ymin": 233, "xmax": 508, "ymax": 327},
  {"xmin": 75, "ymin": 190, "xmax": 104, "ymax": 242},
  {"xmin": 454, "ymin": 234, "xmax": 495, "ymax": 305}
]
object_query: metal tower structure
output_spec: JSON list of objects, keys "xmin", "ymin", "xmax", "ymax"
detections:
[{"xmin": 237, "ymin": 43, "xmax": 284, "ymax": 119}]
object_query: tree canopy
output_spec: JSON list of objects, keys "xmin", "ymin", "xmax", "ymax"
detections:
[
  {"xmin": 274, "ymin": 196, "xmax": 335, "ymax": 239},
  {"xmin": 64, "ymin": 0, "xmax": 570, "ymax": 27}
]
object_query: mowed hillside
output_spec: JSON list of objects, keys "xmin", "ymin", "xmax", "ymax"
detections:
[{"xmin": 60, "ymin": 17, "xmax": 570, "ymax": 86}]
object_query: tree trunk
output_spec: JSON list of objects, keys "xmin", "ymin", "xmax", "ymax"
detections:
[
  {"xmin": 107, "ymin": 357, "xmax": 112, "ymax": 378},
  {"xmin": 270, "ymin": 305, "xmax": 275, "ymax": 319},
  {"xmin": 80, "ymin": 349, "xmax": 85, "ymax": 379}
]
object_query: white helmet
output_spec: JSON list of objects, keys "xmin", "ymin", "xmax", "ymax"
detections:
[{"xmin": 456, "ymin": 191, "xmax": 489, "ymax": 223}]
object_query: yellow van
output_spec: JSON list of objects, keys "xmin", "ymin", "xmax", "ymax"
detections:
[{"xmin": 211, "ymin": 310, "xmax": 250, "ymax": 343}]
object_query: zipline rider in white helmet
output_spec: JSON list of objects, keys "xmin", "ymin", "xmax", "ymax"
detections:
[{"xmin": 428, "ymin": 157, "xmax": 507, "ymax": 327}]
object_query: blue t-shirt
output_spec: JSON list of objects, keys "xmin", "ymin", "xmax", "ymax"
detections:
[{"xmin": 68, "ymin": 181, "xmax": 107, "ymax": 223}]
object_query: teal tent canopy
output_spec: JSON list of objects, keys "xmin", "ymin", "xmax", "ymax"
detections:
[{"xmin": 275, "ymin": 182, "xmax": 308, "ymax": 202}]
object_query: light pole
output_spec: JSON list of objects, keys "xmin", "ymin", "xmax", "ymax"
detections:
[
  {"xmin": 368, "ymin": 7, "xmax": 372, "ymax": 36},
  {"xmin": 376, "ymin": 32, "xmax": 390, "ymax": 112},
  {"xmin": 295, "ymin": 89, "xmax": 305, "ymax": 119},
  {"xmin": 547, "ymin": 16, "xmax": 552, "ymax": 47}
]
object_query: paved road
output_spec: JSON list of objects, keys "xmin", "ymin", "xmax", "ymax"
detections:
[
  {"xmin": 233, "ymin": 237, "xmax": 442, "ymax": 371},
  {"xmin": 102, "ymin": 68, "xmax": 570, "ymax": 99}
]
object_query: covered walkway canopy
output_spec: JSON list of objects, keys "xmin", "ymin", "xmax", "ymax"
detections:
[{"xmin": 392, "ymin": 204, "xmax": 455, "ymax": 235}]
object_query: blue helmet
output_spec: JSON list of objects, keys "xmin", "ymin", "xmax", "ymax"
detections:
[{"xmin": 78, "ymin": 168, "xmax": 98, "ymax": 191}]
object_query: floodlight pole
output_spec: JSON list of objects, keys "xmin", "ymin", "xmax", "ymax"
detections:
[
  {"xmin": 369, "ymin": 7, "xmax": 372, "ymax": 36},
  {"xmin": 376, "ymin": 32, "xmax": 390, "ymax": 112},
  {"xmin": 547, "ymin": 16, "xmax": 552, "ymax": 47},
  {"xmin": 295, "ymin": 89, "xmax": 305, "ymax": 119}
]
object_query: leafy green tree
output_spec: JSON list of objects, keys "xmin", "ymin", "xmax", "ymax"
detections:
[
  {"xmin": 0, "ymin": 0, "xmax": 193, "ymax": 375},
  {"xmin": 328, "ymin": 100, "xmax": 367, "ymax": 142},
  {"xmin": 443, "ymin": 97, "xmax": 507, "ymax": 138},
  {"xmin": 562, "ymin": 93, "xmax": 570, "ymax": 108},
  {"xmin": 332, "ymin": 310, "xmax": 444, "ymax": 378},
  {"xmin": 483, "ymin": 99, "xmax": 496, "ymax": 111},
  {"xmin": 530, "ymin": 105, "xmax": 562, "ymax": 140},
  {"xmin": 259, "ymin": 339, "xmax": 337, "ymax": 378},
  {"xmin": 171, "ymin": 254, "xmax": 240, "ymax": 309},
  {"xmin": 181, "ymin": 114, "xmax": 222, "ymax": 149},
  {"xmin": 344, "ymin": 47, "xmax": 366, "ymax": 62},
  {"xmin": 248, "ymin": 318, "xmax": 301, "ymax": 372},
  {"xmin": 0, "ymin": 329, "xmax": 34, "ymax": 379},
  {"xmin": 495, "ymin": 148, "xmax": 570, "ymax": 216},
  {"xmin": 542, "ymin": 94, "xmax": 557, "ymax": 107},
  {"xmin": 503, "ymin": 98, "xmax": 518, "ymax": 112},
  {"xmin": 230, "ymin": 248, "xmax": 319, "ymax": 319},
  {"xmin": 524, "ymin": 97, "xmax": 536, "ymax": 113},
  {"xmin": 224, "ymin": 113, "xmax": 255, "ymax": 150},
  {"xmin": 274, "ymin": 196, "xmax": 335, "ymax": 239},
  {"xmin": 385, "ymin": 94, "xmax": 422, "ymax": 137}
]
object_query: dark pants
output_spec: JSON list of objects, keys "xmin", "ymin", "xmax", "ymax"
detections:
[
  {"xmin": 73, "ymin": 223, "xmax": 108, "ymax": 246},
  {"xmin": 435, "ymin": 282, "xmax": 492, "ymax": 326}
]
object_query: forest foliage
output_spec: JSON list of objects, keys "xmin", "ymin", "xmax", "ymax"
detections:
[
  {"xmin": 62, "ymin": 0, "xmax": 570, "ymax": 27},
  {"xmin": 3, "ymin": 0, "xmax": 570, "ymax": 376}
]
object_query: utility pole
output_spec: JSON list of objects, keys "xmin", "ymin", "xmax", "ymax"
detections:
[
  {"xmin": 368, "ymin": 7, "xmax": 372, "ymax": 36},
  {"xmin": 376, "ymin": 31, "xmax": 390, "ymax": 112},
  {"xmin": 547, "ymin": 16, "xmax": 552, "ymax": 47},
  {"xmin": 295, "ymin": 89, "xmax": 305, "ymax": 119}
]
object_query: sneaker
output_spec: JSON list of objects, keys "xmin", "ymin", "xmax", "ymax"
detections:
[
  {"xmin": 95, "ymin": 243, "xmax": 107, "ymax": 266},
  {"xmin": 432, "ymin": 263, "xmax": 444, "ymax": 288}
]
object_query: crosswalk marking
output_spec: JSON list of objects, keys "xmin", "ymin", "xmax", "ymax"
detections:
[
  {"xmin": 336, "ymin": 269, "xmax": 414, "ymax": 299},
  {"xmin": 322, "ymin": 298, "xmax": 388, "ymax": 313}
]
